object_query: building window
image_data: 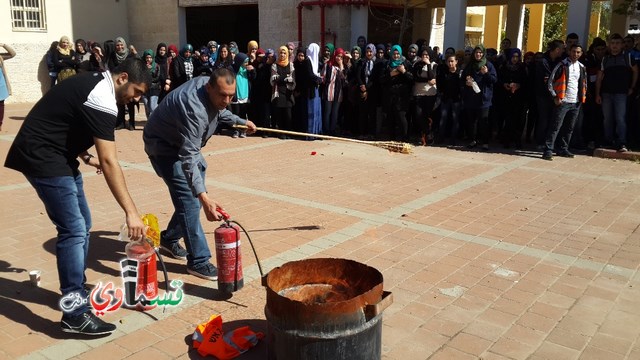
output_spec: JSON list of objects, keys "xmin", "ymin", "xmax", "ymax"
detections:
[{"xmin": 10, "ymin": 0, "xmax": 47, "ymax": 31}]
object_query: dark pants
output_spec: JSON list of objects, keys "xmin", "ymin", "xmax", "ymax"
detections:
[
  {"xmin": 0, "ymin": 100, "xmax": 4, "ymax": 127},
  {"xmin": 414, "ymin": 96, "xmax": 437, "ymax": 136},
  {"xmin": 502, "ymin": 97, "xmax": 526, "ymax": 147},
  {"xmin": 535, "ymin": 96, "xmax": 555, "ymax": 146},
  {"xmin": 545, "ymin": 102, "xmax": 581, "ymax": 154},
  {"xmin": 357, "ymin": 96, "xmax": 376, "ymax": 136},
  {"xmin": 116, "ymin": 102, "xmax": 136, "ymax": 129},
  {"xmin": 273, "ymin": 106, "xmax": 292, "ymax": 132},
  {"xmin": 466, "ymin": 107, "xmax": 491, "ymax": 145},
  {"xmin": 438, "ymin": 98, "xmax": 462, "ymax": 143}
]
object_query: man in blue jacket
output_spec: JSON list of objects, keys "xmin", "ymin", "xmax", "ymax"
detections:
[{"xmin": 143, "ymin": 68, "xmax": 256, "ymax": 280}]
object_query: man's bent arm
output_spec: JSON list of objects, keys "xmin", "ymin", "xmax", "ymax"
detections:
[{"xmin": 94, "ymin": 138, "xmax": 145, "ymax": 240}]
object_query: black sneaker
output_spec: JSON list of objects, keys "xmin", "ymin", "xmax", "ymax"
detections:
[
  {"xmin": 187, "ymin": 263, "xmax": 218, "ymax": 280},
  {"xmin": 160, "ymin": 231, "xmax": 188, "ymax": 260},
  {"xmin": 618, "ymin": 145, "xmax": 628, "ymax": 153},
  {"xmin": 542, "ymin": 152, "xmax": 553, "ymax": 161},
  {"xmin": 61, "ymin": 311, "xmax": 116, "ymax": 336}
]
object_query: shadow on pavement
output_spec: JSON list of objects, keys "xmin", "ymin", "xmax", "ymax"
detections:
[{"xmin": 0, "ymin": 260, "xmax": 68, "ymax": 339}]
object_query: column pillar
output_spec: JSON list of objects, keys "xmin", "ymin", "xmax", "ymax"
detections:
[
  {"xmin": 610, "ymin": 0, "xmax": 628, "ymax": 37},
  {"xmin": 526, "ymin": 4, "xmax": 545, "ymax": 52},
  {"xmin": 483, "ymin": 5, "xmax": 503, "ymax": 50},
  {"xmin": 566, "ymin": 0, "xmax": 592, "ymax": 45},
  {"xmin": 444, "ymin": 0, "xmax": 467, "ymax": 50},
  {"xmin": 505, "ymin": 0, "xmax": 525, "ymax": 49}
]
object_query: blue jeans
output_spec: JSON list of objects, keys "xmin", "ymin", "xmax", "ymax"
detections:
[
  {"xmin": 545, "ymin": 102, "xmax": 581, "ymax": 153},
  {"xmin": 601, "ymin": 93, "xmax": 627, "ymax": 146},
  {"xmin": 27, "ymin": 174, "xmax": 91, "ymax": 317},
  {"xmin": 322, "ymin": 100, "xmax": 340, "ymax": 135},
  {"xmin": 439, "ymin": 98, "xmax": 461, "ymax": 141},
  {"xmin": 143, "ymin": 95, "xmax": 159, "ymax": 118},
  {"xmin": 149, "ymin": 156, "xmax": 211, "ymax": 268}
]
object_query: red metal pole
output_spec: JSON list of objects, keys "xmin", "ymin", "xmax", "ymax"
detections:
[{"xmin": 320, "ymin": 1, "xmax": 326, "ymax": 50}]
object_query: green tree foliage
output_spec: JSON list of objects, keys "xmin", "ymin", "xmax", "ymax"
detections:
[
  {"xmin": 541, "ymin": 1, "xmax": 612, "ymax": 51},
  {"xmin": 542, "ymin": 3, "xmax": 568, "ymax": 50}
]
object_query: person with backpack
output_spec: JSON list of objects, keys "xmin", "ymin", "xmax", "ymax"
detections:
[{"xmin": 595, "ymin": 33, "xmax": 639, "ymax": 152}]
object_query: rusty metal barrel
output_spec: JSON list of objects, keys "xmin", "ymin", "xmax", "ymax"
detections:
[{"xmin": 262, "ymin": 258, "xmax": 393, "ymax": 360}]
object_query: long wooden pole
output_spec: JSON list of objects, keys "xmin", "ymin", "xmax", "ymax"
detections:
[{"xmin": 233, "ymin": 125, "xmax": 413, "ymax": 154}]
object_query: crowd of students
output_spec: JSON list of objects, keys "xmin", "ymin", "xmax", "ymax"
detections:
[{"xmin": 45, "ymin": 32, "xmax": 640, "ymax": 156}]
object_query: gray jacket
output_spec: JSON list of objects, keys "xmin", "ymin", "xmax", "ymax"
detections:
[{"xmin": 143, "ymin": 76, "xmax": 247, "ymax": 196}]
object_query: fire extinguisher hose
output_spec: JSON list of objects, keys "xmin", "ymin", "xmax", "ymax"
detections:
[
  {"xmin": 229, "ymin": 220, "xmax": 264, "ymax": 277},
  {"xmin": 153, "ymin": 247, "xmax": 170, "ymax": 312}
]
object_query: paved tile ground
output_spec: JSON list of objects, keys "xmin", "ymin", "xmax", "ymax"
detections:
[{"xmin": 1, "ymin": 102, "xmax": 639, "ymax": 359}]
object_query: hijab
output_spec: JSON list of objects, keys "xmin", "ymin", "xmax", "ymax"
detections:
[
  {"xmin": 325, "ymin": 43, "xmax": 335, "ymax": 58},
  {"xmin": 247, "ymin": 40, "xmax": 259, "ymax": 53},
  {"xmin": 207, "ymin": 40, "xmax": 218, "ymax": 63},
  {"xmin": 306, "ymin": 43, "xmax": 320, "ymax": 76},
  {"xmin": 181, "ymin": 44, "xmax": 193, "ymax": 63},
  {"xmin": 57, "ymin": 36, "xmax": 71, "ymax": 56},
  {"xmin": 114, "ymin": 37, "xmax": 130, "ymax": 63},
  {"xmin": 155, "ymin": 42, "xmax": 168, "ymax": 65},
  {"xmin": 143, "ymin": 49, "xmax": 156, "ymax": 73},
  {"xmin": 277, "ymin": 45, "xmax": 289, "ymax": 67},
  {"xmin": 389, "ymin": 44, "xmax": 404, "ymax": 68},
  {"xmin": 471, "ymin": 44, "xmax": 487, "ymax": 71},
  {"xmin": 168, "ymin": 44, "xmax": 178, "ymax": 57},
  {"xmin": 229, "ymin": 41, "xmax": 239, "ymax": 55},
  {"xmin": 330, "ymin": 48, "xmax": 345, "ymax": 68},
  {"xmin": 233, "ymin": 53, "xmax": 250, "ymax": 100}
]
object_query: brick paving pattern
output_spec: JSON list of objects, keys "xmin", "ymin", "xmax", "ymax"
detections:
[{"xmin": 0, "ymin": 103, "xmax": 639, "ymax": 359}]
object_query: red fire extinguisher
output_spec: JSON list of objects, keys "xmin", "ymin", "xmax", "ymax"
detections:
[
  {"xmin": 124, "ymin": 239, "xmax": 158, "ymax": 310},
  {"xmin": 214, "ymin": 207, "xmax": 244, "ymax": 293}
]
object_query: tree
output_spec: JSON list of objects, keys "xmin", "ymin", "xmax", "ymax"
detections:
[{"xmin": 542, "ymin": 3, "xmax": 568, "ymax": 49}]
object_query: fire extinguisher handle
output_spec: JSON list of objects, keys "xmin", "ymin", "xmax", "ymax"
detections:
[{"xmin": 216, "ymin": 206, "xmax": 231, "ymax": 221}]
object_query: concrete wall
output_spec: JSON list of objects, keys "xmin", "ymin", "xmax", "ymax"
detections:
[
  {"xmin": 0, "ymin": 0, "xmax": 130, "ymax": 103},
  {"xmin": 127, "ymin": 0, "xmax": 183, "ymax": 54}
]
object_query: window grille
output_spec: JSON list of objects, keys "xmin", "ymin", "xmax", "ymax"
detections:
[{"xmin": 10, "ymin": 0, "xmax": 47, "ymax": 31}]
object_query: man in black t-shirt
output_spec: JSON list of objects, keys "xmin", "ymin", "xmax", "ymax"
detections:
[
  {"xmin": 596, "ymin": 33, "xmax": 639, "ymax": 152},
  {"xmin": 4, "ymin": 58, "xmax": 150, "ymax": 336}
]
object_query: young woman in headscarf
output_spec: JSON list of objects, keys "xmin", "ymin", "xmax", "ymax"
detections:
[
  {"xmin": 247, "ymin": 40, "xmax": 259, "ymax": 62},
  {"xmin": 231, "ymin": 52, "xmax": 256, "ymax": 138},
  {"xmin": 207, "ymin": 41, "xmax": 218, "ymax": 65},
  {"xmin": 229, "ymin": 41, "xmax": 239, "ymax": 61},
  {"xmin": 270, "ymin": 46, "xmax": 296, "ymax": 137},
  {"xmin": 253, "ymin": 48, "xmax": 276, "ymax": 134},
  {"xmin": 497, "ymin": 48, "xmax": 527, "ymax": 149},
  {"xmin": 305, "ymin": 43, "xmax": 323, "ymax": 136},
  {"xmin": 108, "ymin": 37, "xmax": 139, "ymax": 130},
  {"xmin": 75, "ymin": 39, "xmax": 92, "ymax": 73},
  {"xmin": 412, "ymin": 48, "xmax": 438, "ymax": 146},
  {"xmin": 141, "ymin": 49, "xmax": 161, "ymax": 118},
  {"xmin": 320, "ymin": 47, "xmax": 346, "ymax": 136},
  {"xmin": 53, "ymin": 36, "xmax": 77, "ymax": 82},
  {"xmin": 382, "ymin": 45, "xmax": 414, "ymax": 141},
  {"xmin": 154, "ymin": 43, "xmax": 170, "ymax": 103},
  {"xmin": 461, "ymin": 44, "xmax": 497, "ymax": 150},
  {"xmin": 355, "ymin": 43, "xmax": 378, "ymax": 138},
  {"xmin": 169, "ymin": 44, "xmax": 194, "ymax": 91},
  {"xmin": 322, "ymin": 43, "xmax": 335, "ymax": 65},
  {"xmin": 293, "ymin": 47, "xmax": 310, "ymax": 132}
]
